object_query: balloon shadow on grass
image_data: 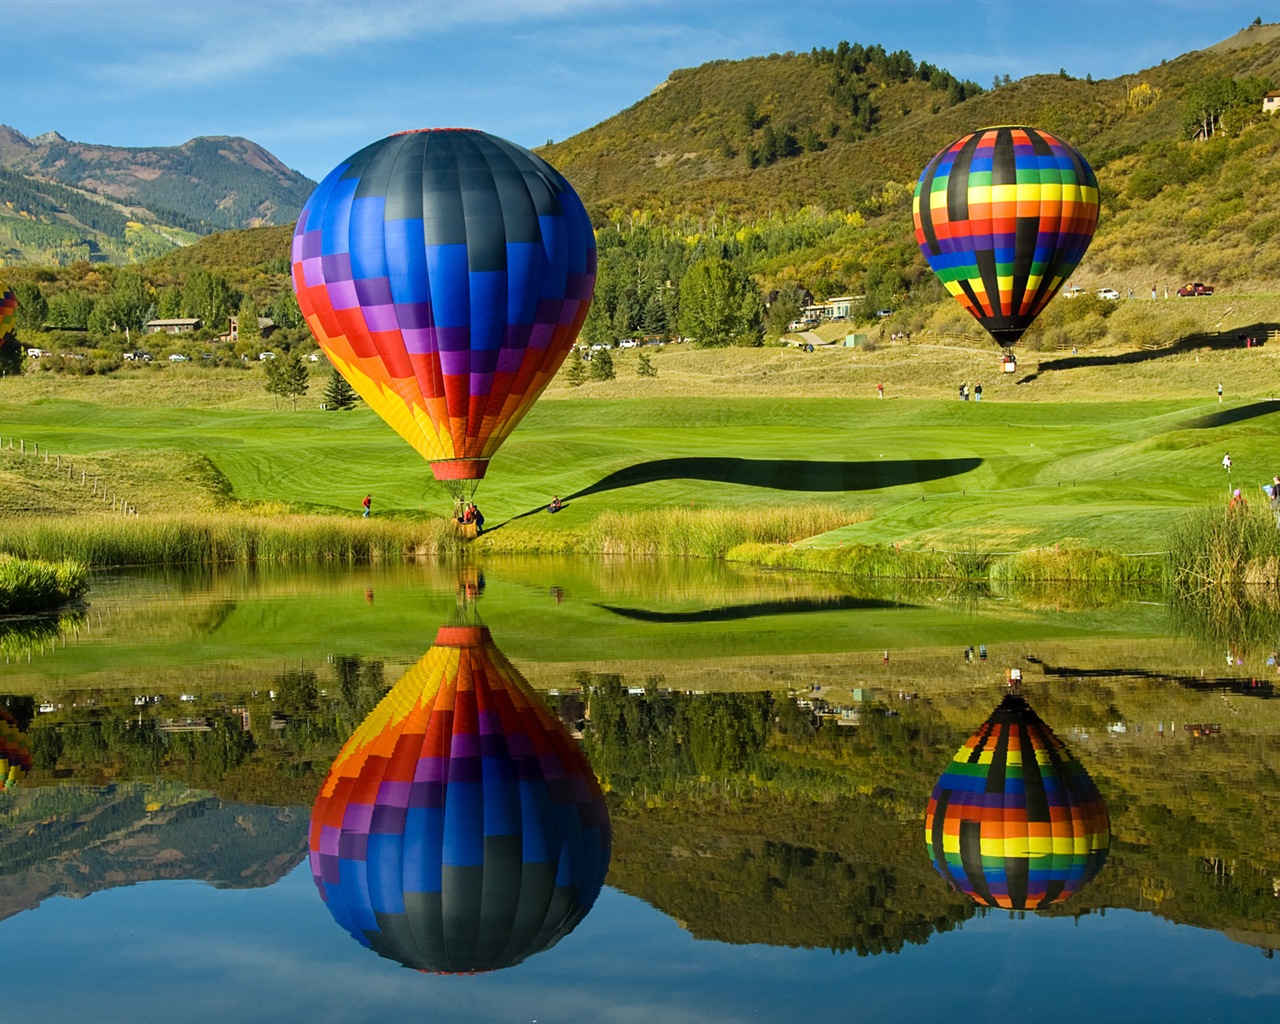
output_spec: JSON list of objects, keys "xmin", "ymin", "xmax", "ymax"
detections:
[
  {"xmin": 568, "ymin": 456, "xmax": 983, "ymax": 500},
  {"xmin": 597, "ymin": 594, "xmax": 917, "ymax": 624},
  {"xmin": 1017, "ymin": 323, "xmax": 1279, "ymax": 383},
  {"xmin": 493, "ymin": 456, "xmax": 982, "ymax": 529}
]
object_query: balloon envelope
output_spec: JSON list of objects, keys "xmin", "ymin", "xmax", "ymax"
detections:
[
  {"xmin": 0, "ymin": 277, "xmax": 16, "ymax": 341},
  {"xmin": 925, "ymin": 693, "xmax": 1109, "ymax": 909},
  {"xmin": 0, "ymin": 708, "xmax": 32, "ymax": 788},
  {"xmin": 292, "ymin": 128, "xmax": 596, "ymax": 482},
  {"xmin": 309, "ymin": 625, "xmax": 610, "ymax": 972},
  {"xmin": 913, "ymin": 126, "xmax": 1099, "ymax": 347}
]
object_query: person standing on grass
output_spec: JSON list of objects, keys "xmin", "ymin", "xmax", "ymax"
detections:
[
  {"xmin": 1218, "ymin": 382, "xmax": 1223, "ymax": 402},
  {"xmin": 877, "ymin": 382, "xmax": 884, "ymax": 399},
  {"xmin": 362, "ymin": 494, "xmax": 371, "ymax": 518},
  {"xmin": 975, "ymin": 382, "xmax": 983, "ymax": 402}
]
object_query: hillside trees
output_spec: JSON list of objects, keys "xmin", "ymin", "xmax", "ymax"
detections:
[
  {"xmin": 1182, "ymin": 76, "xmax": 1274, "ymax": 139},
  {"xmin": 678, "ymin": 256, "xmax": 763, "ymax": 347},
  {"xmin": 182, "ymin": 269, "xmax": 238, "ymax": 331},
  {"xmin": 13, "ymin": 282, "xmax": 48, "ymax": 331}
]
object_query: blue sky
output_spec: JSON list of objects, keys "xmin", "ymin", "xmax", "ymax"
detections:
[{"xmin": 5, "ymin": 1, "xmax": 1274, "ymax": 181}]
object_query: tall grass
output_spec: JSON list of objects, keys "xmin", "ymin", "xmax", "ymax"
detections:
[
  {"xmin": 726, "ymin": 541, "xmax": 992, "ymax": 579},
  {"xmin": 0, "ymin": 513, "xmax": 464, "ymax": 567},
  {"xmin": 0, "ymin": 555, "xmax": 89, "ymax": 613},
  {"xmin": 581, "ymin": 505, "xmax": 856, "ymax": 559},
  {"xmin": 726, "ymin": 540, "xmax": 1163, "ymax": 583},
  {"xmin": 988, "ymin": 547, "xmax": 1163, "ymax": 585},
  {"xmin": 1167, "ymin": 504, "xmax": 1280, "ymax": 591}
]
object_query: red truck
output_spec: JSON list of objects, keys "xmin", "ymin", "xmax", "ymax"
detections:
[{"xmin": 1177, "ymin": 282, "xmax": 1214, "ymax": 296}]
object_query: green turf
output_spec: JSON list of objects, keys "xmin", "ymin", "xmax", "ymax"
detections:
[{"xmin": 2, "ymin": 359, "xmax": 1276, "ymax": 554}]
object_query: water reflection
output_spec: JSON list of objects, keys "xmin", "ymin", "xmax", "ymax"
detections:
[
  {"xmin": 925, "ymin": 691, "xmax": 1110, "ymax": 910},
  {"xmin": 309, "ymin": 621, "xmax": 611, "ymax": 973},
  {"xmin": 0, "ymin": 704, "xmax": 32, "ymax": 788}
]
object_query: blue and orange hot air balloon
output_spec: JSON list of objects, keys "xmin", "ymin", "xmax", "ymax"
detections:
[
  {"xmin": 0, "ymin": 708, "xmax": 32, "ymax": 788},
  {"xmin": 309, "ymin": 624, "xmax": 610, "ymax": 972},
  {"xmin": 925, "ymin": 693, "xmax": 1109, "ymax": 910},
  {"xmin": 913, "ymin": 126, "xmax": 1099, "ymax": 348},
  {"xmin": 292, "ymin": 129, "xmax": 596, "ymax": 491}
]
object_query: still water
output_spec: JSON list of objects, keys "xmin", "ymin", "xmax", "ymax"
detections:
[{"xmin": 1, "ymin": 559, "xmax": 1278, "ymax": 1023}]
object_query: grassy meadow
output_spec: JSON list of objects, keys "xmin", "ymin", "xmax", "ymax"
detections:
[{"xmin": 2, "ymin": 308, "xmax": 1279, "ymax": 571}]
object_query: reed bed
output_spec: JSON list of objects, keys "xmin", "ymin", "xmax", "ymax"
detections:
[
  {"xmin": 726, "ymin": 541, "xmax": 992, "ymax": 579},
  {"xmin": 1167, "ymin": 504, "xmax": 1280, "ymax": 591},
  {"xmin": 0, "ymin": 513, "xmax": 464, "ymax": 567},
  {"xmin": 580, "ymin": 505, "xmax": 857, "ymax": 559},
  {"xmin": 988, "ymin": 546, "xmax": 1163, "ymax": 585},
  {"xmin": 0, "ymin": 555, "xmax": 90, "ymax": 613},
  {"xmin": 726, "ymin": 540, "xmax": 1163, "ymax": 584}
]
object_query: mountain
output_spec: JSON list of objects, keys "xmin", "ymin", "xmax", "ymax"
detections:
[
  {"xmin": 0, "ymin": 782, "xmax": 308, "ymax": 923},
  {"xmin": 0, "ymin": 127, "xmax": 315, "ymax": 265}
]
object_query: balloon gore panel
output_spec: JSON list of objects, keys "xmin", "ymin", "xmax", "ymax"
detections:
[
  {"xmin": 913, "ymin": 126, "xmax": 1099, "ymax": 348},
  {"xmin": 309, "ymin": 625, "xmax": 611, "ymax": 972},
  {"xmin": 292, "ymin": 130, "xmax": 596, "ymax": 481},
  {"xmin": 924, "ymin": 694, "xmax": 1109, "ymax": 909}
]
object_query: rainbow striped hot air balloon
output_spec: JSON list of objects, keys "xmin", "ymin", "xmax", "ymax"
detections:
[
  {"xmin": 0, "ymin": 708, "xmax": 32, "ymax": 788},
  {"xmin": 925, "ymin": 693, "xmax": 1109, "ymax": 910},
  {"xmin": 913, "ymin": 126, "xmax": 1099, "ymax": 348},
  {"xmin": 309, "ymin": 625, "xmax": 610, "ymax": 972},
  {"xmin": 291, "ymin": 129, "xmax": 596, "ymax": 490}
]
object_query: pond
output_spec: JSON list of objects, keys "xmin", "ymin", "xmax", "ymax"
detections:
[{"xmin": 1, "ymin": 559, "xmax": 1278, "ymax": 1023}]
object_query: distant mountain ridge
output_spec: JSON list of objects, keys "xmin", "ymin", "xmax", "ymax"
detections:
[{"xmin": 0, "ymin": 125, "xmax": 315, "ymax": 264}]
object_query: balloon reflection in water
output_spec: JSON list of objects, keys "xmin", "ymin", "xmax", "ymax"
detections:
[
  {"xmin": 310, "ymin": 625, "xmax": 610, "ymax": 972},
  {"xmin": 0, "ymin": 708, "xmax": 32, "ymax": 788},
  {"xmin": 925, "ymin": 693, "xmax": 1109, "ymax": 909}
]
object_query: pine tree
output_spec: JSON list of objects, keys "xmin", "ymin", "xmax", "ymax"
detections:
[
  {"xmin": 323, "ymin": 368, "xmax": 358, "ymax": 410},
  {"xmin": 589, "ymin": 347, "xmax": 615, "ymax": 381},
  {"xmin": 636, "ymin": 351, "xmax": 657, "ymax": 377},
  {"xmin": 565, "ymin": 347, "xmax": 587, "ymax": 387}
]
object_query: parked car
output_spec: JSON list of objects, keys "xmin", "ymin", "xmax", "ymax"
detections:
[
  {"xmin": 259, "ymin": 351, "xmax": 276, "ymax": 360},
  {"xmin": 168, "ymin": 353, "xmax": 188, "ymax": 362},
  {"xmin": 1061, "ymin": 286, "xmax": 1086, "ymax": 299},
  {"xmin": 1177, "ymin": 282, "xmax": 1214, "ymax": 297},
  {"xmin": 875, "ymin": 308, "xmax": 893, "ymax": 318},
  {"xmin": 1097, "ymin": 288, "xmax": 1120, "ymax": 300}
]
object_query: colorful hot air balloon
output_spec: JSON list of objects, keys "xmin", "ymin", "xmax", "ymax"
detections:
[
  {"xmin": 925, "ymin": 693, "xmax": 1109, "ymax": 910},
  {"xmin": 0, "ymin": 277, "xmax": 16, "ymax": 341},
  {"xmin": 0, "ymin": 708, "xmax": 32, "ymax": 788},
  {"xmin": 913, "ymin": 126, "xmax": 1099, "ymax": 348},
  {"xmin": 291, "ymin": 129, "xmax": 596, "ymax": 490},
  {"xmin": 310, "ymin": 624, "xmax": 610, "ymax": 972}
]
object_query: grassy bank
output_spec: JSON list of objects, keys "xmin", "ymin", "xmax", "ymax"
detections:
[
  {"xmin": 0, "ymin": 513, "xmax": 463, "ymax": 567},
  {"xmin": 0, "ymin": 554, "xmax": 89, "ymax": 613},
  {"xmin": 726, "ymin": 540, "xmax": 1165, "ymax": 585}
]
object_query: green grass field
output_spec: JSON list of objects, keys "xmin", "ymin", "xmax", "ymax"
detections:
[{"xmin": 2, "ymin": 327, "xmax": 1278, "ymax": 558}]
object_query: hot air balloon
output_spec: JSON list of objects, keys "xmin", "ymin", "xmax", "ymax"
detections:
[
  {"xmin": 0, "ymin": 278, "xmax": 16, "ymax": 341},
  {"xmin": 924, "ymin": 692, "xmax": 1109, "ymax": 910},
  {"xmin": 291, "ymin": 129, "xmax": 596, "ymax": 495},
  {"xmin": 0, "ymin": 708, "xmax": 32, "ymax": 788},
  {"xmin": 913, "ymin": 126, "xmax": 1099, "ymax": 348},
  {"xmin": 310, "ymin": 624, "xmax": 610, "ymax": 972}
]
